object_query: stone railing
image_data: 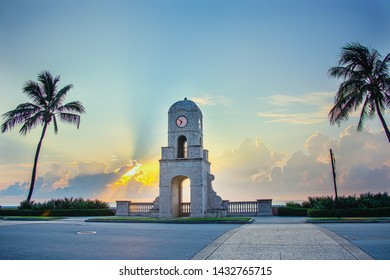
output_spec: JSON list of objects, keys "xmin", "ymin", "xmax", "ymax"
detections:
[
  {"xmin": 225, "ymin": 201, "xmax": 258, "ymax": 215},
  {"xmin": 180, "ymin": 202, "xmax": 191, "ymax": 216},
  {"xmin": 224, "ymin": 200, "xmax": 273, "ymax": 216},
  {"xmin": 116, "ymin": 201, "xmax": 154, "ymax": 216},
  {"xmin": 116, "ymin": 199, "xmax": 273, "ymax": 216}
]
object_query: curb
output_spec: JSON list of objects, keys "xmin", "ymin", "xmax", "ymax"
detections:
[
  {"xmin": 85, "ymin": 217, "xmax": 255, "ymax": 224},
  {"xmin": 306, "ymin": 219, "xmax": 390, "ymax": 223}
]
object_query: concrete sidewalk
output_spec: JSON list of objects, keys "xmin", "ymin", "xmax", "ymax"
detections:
[{"xmin": 192, "ymin": 223, "xmax": 374, "ymax": 260}]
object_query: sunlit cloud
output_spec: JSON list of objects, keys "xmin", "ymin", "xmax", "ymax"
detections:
[
  {"xmin": 110, "ymin": 163, "xmax": 142, "ymax": 188},
  {"xmin": 0, "ymin": 158, "xmax": 159, "ymax": 204},
  {"xmin": 109, "ymin": 160, "xmax": 158, "ymax": 188}
]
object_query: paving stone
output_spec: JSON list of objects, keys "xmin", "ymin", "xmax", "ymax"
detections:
[{"xmin": 194, "ymin": 223, "xmax": 371, "ymax": 260}]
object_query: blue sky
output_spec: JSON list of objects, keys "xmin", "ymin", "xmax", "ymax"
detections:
[{"xmin": 0, "ymin": 0, "xmax": 389, "ymax": 205}]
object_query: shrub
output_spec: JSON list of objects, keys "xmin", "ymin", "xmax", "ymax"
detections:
[
  {"xmin": 337, "ymin": 195, "xmax": 359, "ymax": 209},
  {"xmin": 308, "ymin": 209, "xmax": 339, "ymax": 217},
  {"xmin": 278, "ymin": 207, "xmax": 308, "ymax": 216},
  {"xmin": 307, "ymin": 196, "xmax": 334, "ymax": 209},
  {"xmin": 301, "ymin": 201, "xmax": 311, "ymax": 208},
  {"xmin": 301, "ymin": 192, "xmax": 390, "ymax": 210},
  {"xmin": 18, "ymin": 197, "xmax": 110, "ymax": 210},
  {"xmin": 285, "ymin": 201, "xmax": 303, "ymax": 208},
  {"xmin": 359, "ymin": 192, "xmax": 390, "ymax": 208},
  {"xmin": 308, "ymin": 207, "xmax": 390, "ymax": 217},
  {"xmin": 19, "ymin": 200, "xmax": 34, "ymax": 210},
  {"xmin": 0, "ymin": 209, "xmax": 115, "ymax": 217}
]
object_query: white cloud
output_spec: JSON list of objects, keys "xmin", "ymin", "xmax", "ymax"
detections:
[
  {"xmin": 2, "ymin": 126, "xmax": 388, "ymax": 205},
  {"xmin": 191, "ymin": 94, "xmax": 233, "ymax": 107},
  {"xmin": 41, "ymin": 164, "xmax": 71, "ymax": 191},
  {"xmin": 214, "ymin": 137, "xmax": 286, "ymax": 175},
  {"xmin": 257, "ymin": 106, "xmax": 331, "ymax": 124},
  {"xmin": 77, "ymin": 161, "xmax": 107, "ymax": 175},
  {"xmin": 304, "ymin": 131, "xmax": 336, "ymax": 163},
  {"xmin": 257, "ymin": 91, "xmax": 334, "ymax": 125},
  {"xmin": 266, "ymin": 92, "xmax": 334, "ymax": 106},
  {"xmin": 213, "ymin": 126, "xmax": 390, "ymax": 202}
]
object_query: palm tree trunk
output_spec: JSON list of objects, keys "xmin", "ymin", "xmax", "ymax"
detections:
[
  {"xmin": 26, "ymin": 122, "xmax": 48, "ymax": 202},
  {"xmin": 375, "ymin": 99, "xmax": 390, "ymax": 144}
]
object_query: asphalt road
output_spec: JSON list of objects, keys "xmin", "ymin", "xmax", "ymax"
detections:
[
  {"xmin": 0, "ymin": 220, "xmax": 239, "ymax": 260},
  {"xmin": 1, "ymin": 218, "xmax": 389, "ymax": 260},
  {"xmin": 317, "ymin": 223, "xmax": 390, "ymax": 260}
]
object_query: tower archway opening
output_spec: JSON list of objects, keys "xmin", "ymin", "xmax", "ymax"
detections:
[
  {"xmin": 171, "ymin": 176, "xmax": 191, "ymax": 217},
  {"xmin": 177, "ymin": 135, "xmax": 188, "ymax": 158},
  {"xmin": 181, "ymin": 178, "xmax": 190, "ymax": 203}
]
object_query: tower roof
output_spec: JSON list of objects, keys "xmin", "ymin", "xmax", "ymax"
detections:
[{"xmin": 168, "ymin": 98, "xmax": 202, "ymax": 115}]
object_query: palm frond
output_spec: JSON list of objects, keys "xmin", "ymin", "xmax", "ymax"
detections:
[
  {"xmin": 338, "ymin": 80, "xmax": 366, "ymax": 106},
  {"xmin": 329, "ymin": 81, "xmax": 366, "ymax": 126},
  {"xmin": 37, "ymin": 71, "xmax": 60, "ymax": 102},
  {"xmin": 23, "ymin": 81, "xmax": 47, "ymax": 107},
  {"xmin": 375, "ymin": 53, "xmax": 390, "ymax": 107},
  {"xmin": 58, "ymin": 101, "xmax": 86, "ymax": 114},
  {"xmin": 357, "ymin": 97, "xmax": 375, "ymax": 131},
  {"xmin": 59, "ymin": 112, "xmax": 81, "ymax": 128},
  {"xmin": 328, "ymin": 66, "xmax": 354, "ymax": 79},
  {"xmin": 5, "ymin": 102, "xmax": 41, "ymax": 117},
  {"xmin": 19, "ymin": 111, "xmax": 46, "ymax": 136},
  {"xmin": 329, "ymin": 95, "xmax": 355, "ymax": 126},
  {"xmin": 340, "ymin": 43, "xmax": 369, "ymax": 69},
  {"xmin": 1, "ymin": 103, "xmax": 41, "ymax": 133},
  {"xmin": 51, "ymin": 84, "xmax": 74, "ymax": 109}
]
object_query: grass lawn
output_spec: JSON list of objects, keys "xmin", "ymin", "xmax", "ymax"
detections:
[{"xmin": 86, "ymin": 216, "xmax": 254, "ymax": 224}]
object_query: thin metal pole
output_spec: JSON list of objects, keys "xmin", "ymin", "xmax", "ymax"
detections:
[{"xmin": 330, "ymin": 149, "xmax": 340, "ymax": 218}]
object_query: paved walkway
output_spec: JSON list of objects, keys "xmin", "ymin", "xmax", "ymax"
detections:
[{"xmin": 192, "ymin": 221, "xmax": 374, "ymax": 260}]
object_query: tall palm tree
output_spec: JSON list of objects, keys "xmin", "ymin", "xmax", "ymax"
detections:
[
  {"xmin": 1, "ymin": 71, "xmax": 85, "ymax": 201},
  {"xmin": 328, "ymin": 42, "xmax": 390, "ymax": 143}
]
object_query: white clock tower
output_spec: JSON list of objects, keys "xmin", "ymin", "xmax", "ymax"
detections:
[{"xmin": 152, "ymin": 98, "xmax": 225, "ymax": 218}]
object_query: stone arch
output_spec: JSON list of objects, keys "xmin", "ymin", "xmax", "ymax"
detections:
[{"xmin": 171, "ymin": 175, "xmax": 190, "ymax": 217}]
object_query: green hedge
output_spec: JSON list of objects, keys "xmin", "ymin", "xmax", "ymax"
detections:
[
  {"xmin": 300, "ymin": 192, "xmax": 390, "ymax": 209},
  {"xmin": 0, "ymin": 209, "xmax": 115, "ymax": 217},
  {"xmin": 19, "ymin": 197, "xmax": 110, "ymax": 210},
  {"xmin": 278, "ymin": 207, "xmax": 308, "ymax": 216},
  {"xmin": 308, "ymin": 207, "xmax": 390, "ymax": 217}
]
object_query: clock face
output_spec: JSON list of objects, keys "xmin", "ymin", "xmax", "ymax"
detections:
[{"xmin": 176, "ymin": 116, "xmax": 188, "ymax": 128}]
